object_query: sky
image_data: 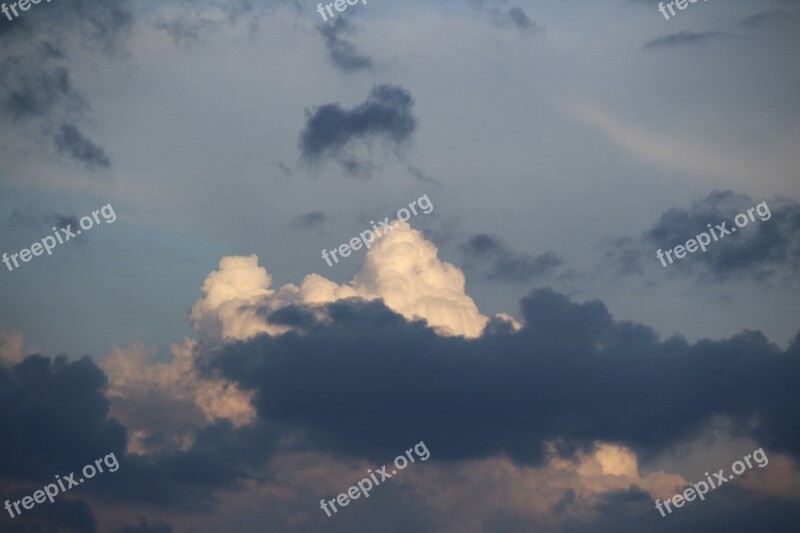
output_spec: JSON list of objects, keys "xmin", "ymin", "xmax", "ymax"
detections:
[{"xmin": 0, "ymin": 0, "xmax": 799, "ymax": 531}]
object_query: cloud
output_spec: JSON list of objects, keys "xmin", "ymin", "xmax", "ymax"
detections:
[
  {"xmin": 185, "ymin": 215, "xmax": 800, "ymax": 468},
  {"xmin": 101, "ymin": 340, "xmax": 256, "ymax": 455},
  {"xmin": 207, "ymin": 287, "xmax": 800, "ymax": 471},
  {"xmin": 460, "ymin": 233, "xmax": 563, "ymax": 282},
  {"xmin": 0, "ymin": 496, "xmax": 98, "ymax": 532},
  {"xmin": 154, "ymin": 15, "xmax": 222, "ymax": 44},
  {"xmin": 2, "ymin": 223, "xmax": 799, "ymax": 530},
  {"xmin": 289, "ymin": 211, "xmax": 327, "ymax": 230},
  {"xmin": 644, "ymin": 31, "xmax": 733, "ymax": 50},
  {"xmin": 0, "ymin": 61, "xmax": 86, "ymax": 122},
  {"xmin": 739, "ymin": 10, "xmax": 793, "ymax": 30},
  {"xmin": 53, "ymin": 123, "xmax": 112, "ymax": 170},
  {"xmin": 606, "ymin": 191, "xmax": 800, "ymax": 282},
  {"xmin": 116, "ymin": 517, "xmax": 173, "ymax": 533},
  {"xmin": 507, "ymin": 7, "xmax": 536, "ymax": 31},
  {"xmin": 8, "ymin": 207, "xmax": 79, "ymax": 232},
  {"xmin": 566, "ymin": 102, "xmax": 761, "ymax": 181},
  {"xmin": 406, "ymin": 165, "xmax": 441, "ymax": 186},
  {"xmin": 190, "ymin": 222, "xmax": 492, "ymax": 342},
  {"xmin": 298, "ymin": 84, "xmax": 416, "ymax": 176},
  {"xmin": 36, "ymin": 0, "xmax": 133, "ymax": 52},
  {"xmin": 318, "ymin": 18, "xmax": 373, "ymax": 73},
  {"xmin": 0, "ymin": 0, "xmax": 132, "ymax": 51},
  {"xmin": 491, "ymin": 6, "xmax": 542, "ymax": 33},
  {"xmin": 0, "ymin": 328, "xmax": 25, "ymax": 365},
  {"xmin": 0, "ymin": 0, "xmax": 130, "ymax": 173},
  {"xmin": 0, "ymin": 355, "xmax": 127, "ymax": 480}
]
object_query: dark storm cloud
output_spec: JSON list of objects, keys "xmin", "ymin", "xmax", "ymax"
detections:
[
  {"xmin": 102, "ymin": 420, "xmax": 280, "ymax": 508},
  {"xmin": 116, "ymin": 518, "xmax": 173, "ymax": 533},
  {"xmin": 0, "ymin": 497, "xmax": 98, "ymax": 533},
  {"xmin": 606, "ymin": 191, "xmax": 800, "ymax": 282},
  {"xmin": 53, "ymin": 124, "xmax": 112, "ymax": 170},
  {"xmin": 212, "ymin": 293, "xmax": 800, "ymax": 467},
  {"xmin": 298, "ymin": 84, "xmax": 416, "ymax": 176},
  {"xmin": 9, "ymin": 208, "xmax": 79, "ymax": 232},
  {"xmin": 644, "ymin": 31, "xmax": 732, "ymax": 50},
  {"xmin": 289, "ymin": 211, "xmax": 327, "ymax": 230},
  {"xmin": 0, "ymin": 352, "xmax": 281, "ymax": 515},
  {"xmin": 562, "ymin": 486, "xmax": 800, "ymax": 533},
  {"xmin": 2, "ymin": 295, "xmax": 799, "ymax": 529},
  {"xmin": 318, "ymin": 18, "xmax": 373, "ymax": 73},
  {"xmin": 482, "ymin": 508, "xmax": 546, "ymax": 532},
  {"xmin": 460, "ymin": 233, "xmax": 563, "ymax": 282},
  {"xmin": 0, "ymin": 355, "xmax": 126, "ymax": 479},
  {"xmin": 739, "ymin": 10, "xmax": 793, "ymax": 30}
]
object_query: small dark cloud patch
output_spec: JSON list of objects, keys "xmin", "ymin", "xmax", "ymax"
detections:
[
  {"xmin": 739, "ymin": 10, "xmax": 793, "ymax": 30},
  {"xmin": 116, "ymin": 517, "xmax": 173, "ymax": 533},
  {"xmin": 644, "ymin": 31, "xmax": 732, "ymax": 50},
  {"xmin": 604, "ymin": 237, "xmax": 645, "ymax": 276},
  {"xmin": 289, "ymin": 211, "xmax": 327, "ymax": 230},
  {"xmin": 407, "ymin": 165, "xmax": 441, "ymax": 186},
  {"xmin": 298, "ymin": 84, "xmax": 416, "ymax": 177},
  {"xmin": 1, "ymin": 63, "xmax": 86, "ymax": 122},
  {"xmin": 276, "ymin": 162, "xmax": 294, "ymax": 180},
  {"xmin": 318, "ymin": 18, "xmax": 373, "ymax": 73},
  {"xmin": 54, "ymin": 123, "xmax": 112, "ymax": 170},
  {"xmin": 606, "ymin": 191, "xmax": 800, "ymax": 283},
  {"xmin": 64, "ymin": 0, "xmax": 133, "ymax": 53},
  {"xmin": 9, "ymin": 207, "xmax": 79, "ymax": 231},
  {"xmin": 508, "ymin": 7, "xmax": 533, "ymax": 29},
  {"xmin": 0, "ymin": 495, "xmax": 98, "ymax": 533},
  {"xmin": 460, "ymin": 233, "xmax": 563, "ymax": 282},
  {"xmin": 154, "ymin": 16, "xmax": 221, "ymax": 44},
  {"xmin": 40, "ymin": 41, "xmax": 67, "ymax": 60}
]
